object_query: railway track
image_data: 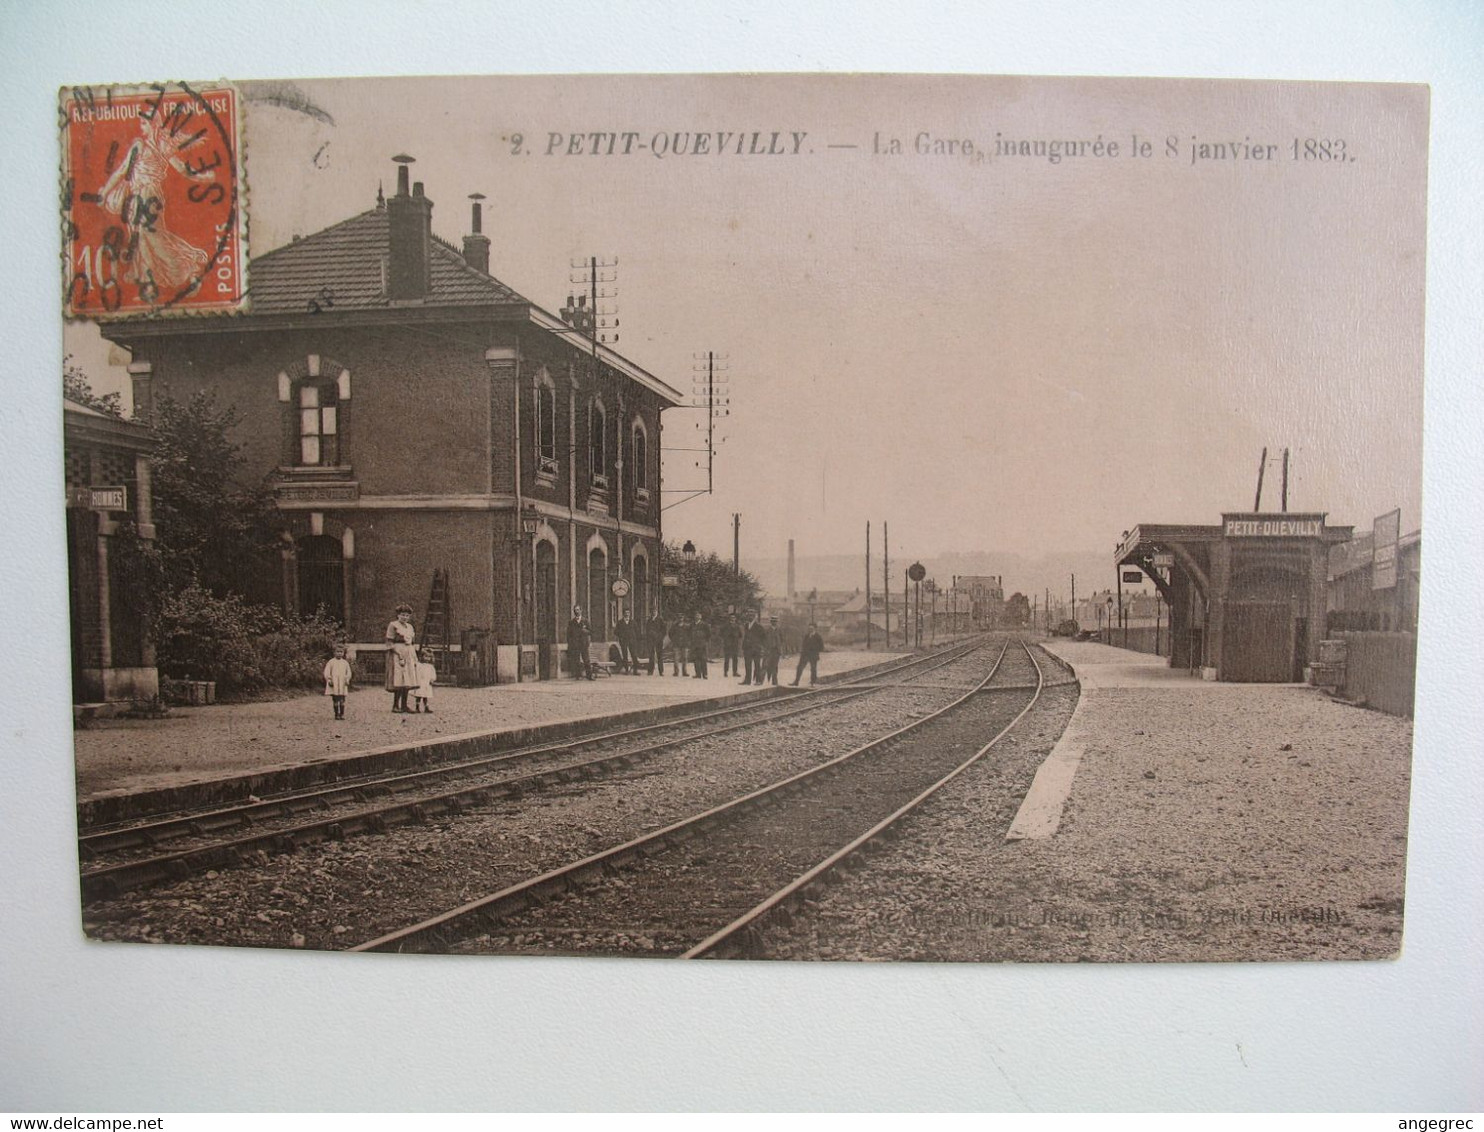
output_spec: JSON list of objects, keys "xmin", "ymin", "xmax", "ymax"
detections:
[
  {"xmin": 78, "ymin": 636, "xmax": 996, "ymax": 902},
  {"xmin": 352, "ymin": 637, "xmax": 1055, "ymax": 957}
]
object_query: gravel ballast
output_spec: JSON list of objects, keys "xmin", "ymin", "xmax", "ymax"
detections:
[{"xmin": 760, "ymin": 644, "xmax": 1412, "ymax": 962}]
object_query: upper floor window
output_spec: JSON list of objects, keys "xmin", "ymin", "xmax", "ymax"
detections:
[
  {"xmin": 589, "ymin": 398, "xmax": 608, "ymax": 487},
  {"xmin": 534, "ymin": 372, "xmax": 557, "ymax": 477},
  {"xmin": 632, "ymin": 418, "xmax": 649, "ymax": 496},
  {"xmin": 298, "ymin": 381, "xmax": 339, "ymax": 466}
]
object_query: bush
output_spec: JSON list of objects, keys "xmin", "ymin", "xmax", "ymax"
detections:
[{"xmin": 153, "ymin": 584, "xmax": 340, "ymax": 696}]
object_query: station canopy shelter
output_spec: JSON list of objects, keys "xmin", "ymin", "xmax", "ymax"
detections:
[{"xmin": 1116, "ymin": 513, "xmax": 1352, "ymax": 682}]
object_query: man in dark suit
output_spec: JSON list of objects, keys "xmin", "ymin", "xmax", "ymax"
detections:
[
  {"xmin": 792, "ymin": 623, "xmax": 825, "ymax": 686},
  {"xmin": 615, "ymin": 613, "xmax": 637, "ymax": 673},
  {"xmin": 690, "ymin": 614, "xmax": 711, "ymax": 678},
  {"xmin": 741, "ymin": 611, "xmax": 765, "ymax": 685},
  {"xmin": 567, "ymin": 605, "xmax": 593, "ymax": 680},
  {"xmin": 720, "ymin": 613, "xmax": 741, "ymax": 676},
  {"xmin": 762, "ymin": 615, "xmax": 783, "ymax": 685},
  {"xmin": 646, "ymin": 611, "xmax": 668, "ymax": 676}
]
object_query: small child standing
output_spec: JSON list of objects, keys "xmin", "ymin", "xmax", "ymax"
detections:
[
  {"xmin": 323, "ymin": 644, "xmax": 353, "ymax": 720},
  {"xmin": 413, "ymin": 648, "xmax": 437, "ymax": 713}
]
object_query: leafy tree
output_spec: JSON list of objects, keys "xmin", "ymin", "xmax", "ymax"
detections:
[
  {"xmin": 658, "ymin": 541, "xmax": 763, "ymax": 629},
  {"xmin": 62, "ymin": 354, "xmax": 123, "ymax": 417},
  {"xmin": 1004, "ymin": 591, "xmax": 1031, "ymax": 627},
  {"xmin": 149, "ymin": 392, "xmax": 280, "ymax": 601}
]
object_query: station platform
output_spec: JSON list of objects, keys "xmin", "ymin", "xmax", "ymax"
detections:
[
  {"xmin": 73, "ymin": 647, "xmax": 910, "ymax": 809},
  {"xmin": 998, "ymin": 637, "xmax": 1412, "ymax": 960}
]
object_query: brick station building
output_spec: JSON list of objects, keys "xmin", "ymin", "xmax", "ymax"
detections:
[
  {"xmin": 103, "ymin": 157, "xmax": 682, "ymax": 681},
  {"xmin": 1116, "ymin": 512, "xmax": 1353, "ymax": 682}
]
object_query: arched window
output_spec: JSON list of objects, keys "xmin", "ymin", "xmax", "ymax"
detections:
[
  {"xmin": 296, "ymin": 380, "xmax": 340, "ymax": 466},
  {"xmin": 587, "ymin": 546, "xmax": 609, "ymax": 638},
  {"xmin": 589, "ymin": 398, "xmax": 608, "ymax": 487},
  {"xmin": 534, "ymin": 370, "xmax": 557, "ymax": 477},
  {"xmin": 633, "ymin": 552, "xmax": 649, "ymax": 622},
  {"xmin": 631, "ymin": 417, "xmax": 649, "ymax": 497}
]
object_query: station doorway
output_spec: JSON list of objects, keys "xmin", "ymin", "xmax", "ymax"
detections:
[{"xmin": 535, "ymin": 540, "xmax": 557, "ymax": 680}]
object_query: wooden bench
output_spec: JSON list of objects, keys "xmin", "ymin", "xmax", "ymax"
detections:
[{"xmin": 587, "ymin": 642, "xmax": 618, "ymax": 677}]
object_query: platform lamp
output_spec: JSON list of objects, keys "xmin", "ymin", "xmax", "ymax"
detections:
[{"xmin": 1106, "ymin": 595, "xmax": 1114, "ymax": 643}]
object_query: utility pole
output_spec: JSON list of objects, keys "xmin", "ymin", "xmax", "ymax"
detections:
[
  {"xmin": 1281, "ymin": 447, "xmax": 1290, "ymax": 512},
  {"xmin": 1071, "ymin": 573, "xmax": 1076, "ymax": 632},
  {"xmin": 732, "ymin": 512, "xmax": 740, "ymax": 576},
  {"xmin": 1254, "ymin": 445, "xmax": 1268, "ymax": 511},
  {"xmin": 883, "ymin": 521, "xmax": 890, "ymax": 648},
  {"xmin": 865, "ymin": 521, "xmax": 873, "ymax": 650},
  {"xmin": 662, "ymin": 352, "xmax": 730, "ymax": 512}
]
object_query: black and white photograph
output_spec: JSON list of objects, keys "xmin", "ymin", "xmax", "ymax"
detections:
[{"xmin": 61, "ymin": 73, "xmax": 1426, "ymax": 963}]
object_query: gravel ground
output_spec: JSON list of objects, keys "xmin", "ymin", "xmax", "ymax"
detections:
[
  {"xmin": 451, "ymin": 648, "xmax": 1049, "ymax": 956},
  {"xmin": 72, "ymin": 648, "xmax": 897, "ymax": 799},
  {"xmin": 82, "ymin": 649, "xmax": 1000, "ymax": 951},
  {"xmin": 759, "ymin": 674, "xmax": 1412, "ymax": 962}
]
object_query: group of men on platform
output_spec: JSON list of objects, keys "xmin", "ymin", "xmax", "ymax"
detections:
[{"xmin": 565, "ymin": 606, "xmax": 825, "ymax": 686}]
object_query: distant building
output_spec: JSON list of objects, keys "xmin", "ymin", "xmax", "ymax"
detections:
[
  {"xmin": 102, "ymin": 157, "xmax": 682, "ymax": 682},
  {"xmin": 955, "ymin": 575, "xmax": 1005, "ymax": 628},
  {"xmin": 64, "ymin": 398, "xmax": 158, "ymax": 703},
  {"xmin": 833, "ymin": 591, "xmax": 901, "ymax": 634},
  {"xmin": 1117, "ymin": 512, "xmax": 1354, "ymax": 681},
  {"xmin": 1327, "ymin": 529, "xmax": 1421, "ymax": 633}
]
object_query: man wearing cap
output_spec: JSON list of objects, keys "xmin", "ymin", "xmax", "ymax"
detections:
[{"xmin": 762, "ymin": 615, "xmax": 783, "ymax": 686}]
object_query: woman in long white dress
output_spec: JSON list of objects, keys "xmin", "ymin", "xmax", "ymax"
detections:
[{"xmin": 384, "ymin": 604, "xmax": 418, "ymax": 713}]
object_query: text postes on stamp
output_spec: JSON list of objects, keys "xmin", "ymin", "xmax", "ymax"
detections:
[{"xmin": 61, "ymin": 82, "xmax": 245, "ymax": 319}]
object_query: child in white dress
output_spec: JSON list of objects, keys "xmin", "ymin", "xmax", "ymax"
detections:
[
  {"xmin": 323, "ymin": 644, "xmax": 353, "ymax": 720},
  {"xmin": 413, "ymin": 649, "xmax": 437, "ymax": 713}
]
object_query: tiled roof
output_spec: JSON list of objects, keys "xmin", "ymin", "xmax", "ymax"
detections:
[{"xmin": 246, "ymin": 208, "xmax": 528, "ymax": 315}]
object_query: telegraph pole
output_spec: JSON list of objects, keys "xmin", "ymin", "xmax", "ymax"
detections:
[
  {"xmin": 661, "ymin": 351, "xmax": 730, "ymax": 511},
  {"xmin": 732, "ymin": 512, "xmax": 740, "ymax": 576},
  {"xmin": 1281, "ymin": 447, "xmax": 1290, "ymax": 512},
  {"xmin": 1254, "ymin": 446, "xmax": 1268, "ymax": 511},
  {"xmin": 865, "ymin": 521, "xmax": 873, "ymax": 650},
  {"xmin": 883, "ymin": 521, "xmax": 890, "ymax": 648}
]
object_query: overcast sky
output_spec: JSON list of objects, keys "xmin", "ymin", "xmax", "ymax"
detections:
[{"xmin": 67, "ymin": 74, "xmax": 1426, "ymax": 564}]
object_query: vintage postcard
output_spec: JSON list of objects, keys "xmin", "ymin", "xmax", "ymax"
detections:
[{"xmin": 62, "ymin": 74, "xmax": 1425, "ymax": 961}]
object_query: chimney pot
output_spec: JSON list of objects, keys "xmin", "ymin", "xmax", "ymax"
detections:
[
  {"xmin": 413, "ymin": 181, "xmax": 425, "ymax": 198},
  {"xmin": 392, "ymin": 153, "xmax": 414, "ymax": 196}
]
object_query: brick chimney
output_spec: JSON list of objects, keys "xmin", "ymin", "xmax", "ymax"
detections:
[
  {"xmin": 386, "ymin": 154, "xmax": 432, "ymax": 301},
  {"xmin": 560, "ymin": 292, "xmax": 595, "ymax": 334},
  {"xmin": 462, "ymin": 192, "xmax": 491, "ymax": 275}
]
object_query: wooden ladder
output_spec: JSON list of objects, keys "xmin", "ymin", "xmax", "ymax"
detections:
[{"xmin": 424, "ymin": 568, "xmax": 452, "ymax": 660}]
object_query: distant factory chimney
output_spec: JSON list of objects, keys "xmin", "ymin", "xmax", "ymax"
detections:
[{"xmin": 787, "ymin": 539, "xmax": 796, "ymax": 602}]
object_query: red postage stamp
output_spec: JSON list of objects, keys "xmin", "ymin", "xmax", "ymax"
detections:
[{"xmin": 60, "ymin": 82, "xmax": 245, "ymax": 318}]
